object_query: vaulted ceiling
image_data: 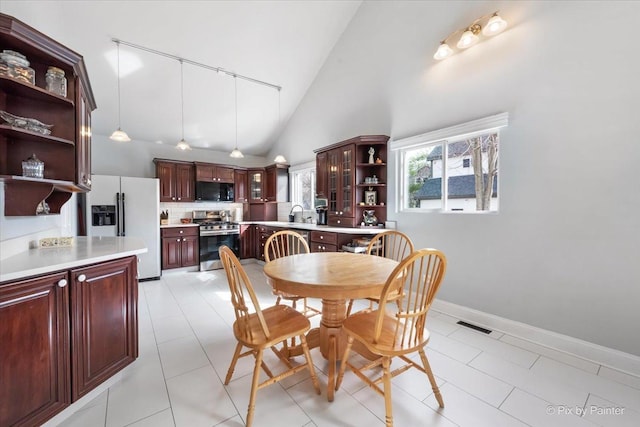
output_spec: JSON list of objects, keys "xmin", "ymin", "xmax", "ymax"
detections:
[{"xmin": 1, "ymin": 1, "xmax": 361, "ymax": 156}]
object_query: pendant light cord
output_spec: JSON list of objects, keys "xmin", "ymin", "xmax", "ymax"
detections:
[
  {"xmin": 234, "ymin": 75, "xmax": 238, "ymax": 150},
  {"xmin": 180, "ymin": 59, "xmax": 185, "ymax": 141},
  {"xmin": 116, "ymin": 41, "xmax": 122, "ymax": 128}
]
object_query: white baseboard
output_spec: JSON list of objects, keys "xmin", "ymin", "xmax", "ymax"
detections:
[{"xmin": 431, "ymin": 299, "xmax": 640, "ymax": 377}]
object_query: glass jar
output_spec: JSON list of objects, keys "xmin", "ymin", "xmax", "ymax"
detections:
[
  {"xmin": 45, "ymin": 66, "xmax": 67, "ymax": 97},
  {"xmin": 22, "ymin": 153, "xmax": 44, "ymax": 178}
]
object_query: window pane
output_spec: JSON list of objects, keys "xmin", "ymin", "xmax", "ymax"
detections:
[
  {"xmin": 292, "ymin": 169, "xmax": 316, "ymax": 210},
  {"xmin": 446, "ymin": 134, "xmax": 498, "ymax": 212},
  {"xmin": 405, "ymin": 145, "xmax": 441, "ymax": 209}
]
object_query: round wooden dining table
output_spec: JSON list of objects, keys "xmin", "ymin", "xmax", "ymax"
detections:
[{"xmin": 263, "ymin": 251, "xmax": 398, "ymax": 401}]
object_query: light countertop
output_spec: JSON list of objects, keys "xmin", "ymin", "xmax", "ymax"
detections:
[
  {"xmin": 239, "ymin": 221, "xmax": 385, "ymax": 234},
  {"xmin": 160, "ymin": 223, "xmax": 199, "ymax": 228},
  {"xmin": 0, "ymin": 236, "xmax": 148, "ymax": 283}
]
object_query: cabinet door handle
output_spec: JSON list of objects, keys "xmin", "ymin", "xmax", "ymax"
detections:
[
  {"xmin": 177, "ymin": 239, "xmax": 181, "ymax": 242},
  {"xmin": 179, "ymin": 230, "xmax": 183, "ymax": 234},
  {"xmin": 178, "ymin": 197, "xmax": 181, "ymax": 201},
  {"xmin": 337, "ymin": 220, "xmax": 341, "ymax": 224},
  {"xmin": 77, "ymin": 274, "xmax": 87, "ymax": 282},
  {"xmin": 57, "ymin": 279, "xmax": 68, "ymax": 288},
  {"xmin": 320, "ymin": 236, "xmax": 323, "ymax": 240},
  {"xmin": 172, "ymin": 197, "xmax": 176, "ymax": 200}
]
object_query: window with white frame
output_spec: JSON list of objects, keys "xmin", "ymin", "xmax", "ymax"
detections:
[
  {"xmin": 392, "ymin": 113, "xmax": 508, "ymax": 213},
  {"xmin": 290, "ymin": 161, "xmax": 316, "ymax": 210}
]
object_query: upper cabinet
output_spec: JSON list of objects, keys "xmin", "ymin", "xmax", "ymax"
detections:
[
  {"xmin": 154, "ymin": 159, "xmax": 195, "ymax": 202},
  {"xmin": 315, "ymin": 135, "xmax": 389, "ymax": 228},
  {"xmin": 315, "ymin": 151, "xmax": 327, "ymax": 199},
  {"xmin": 194, "ymin": 162, "xmax": 234, "ymax": 183},
  {"xmin": 248, "ymin": 169, "xmax": 265, "ymax": 203},
  {"xmin": 265, "ymin": 164, "xmax": 289, "ymax": 202},
  {"xmin": 234, "ymin": 169, "xmax": 248, "ymax": 203},
  {"xmin": 0, "ymin": 13, "xmax": 96, "ymax": 216}
]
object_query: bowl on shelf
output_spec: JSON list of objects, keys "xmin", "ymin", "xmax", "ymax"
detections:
[{"xmin": 180, "ymin": 218, "xmax": 192, "ymax": 224}]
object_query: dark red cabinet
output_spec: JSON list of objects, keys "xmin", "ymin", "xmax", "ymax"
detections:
[{"xmin": 0, "ymin": 272, "xmax": 70, "ymax": 427}]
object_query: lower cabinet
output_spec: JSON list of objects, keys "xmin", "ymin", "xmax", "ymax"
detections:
[
  {"xmin": 0, "ymin": 256, "xmax": 138, "ymax": 427},
  {"xmin": 240, "ymin": 224, "xmax": 256, "ymax": 259},
  {"xmin": 70, "ymin": 257, "xmax": 138, "ymax": 400},
  {"xmin": 161, "ymin": 227, "xmax": 199, "ymax": 269}
]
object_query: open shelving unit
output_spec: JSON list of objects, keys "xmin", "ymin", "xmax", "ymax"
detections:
[{"xmin": 0, "ymin": 12, "xmax": 95, "ymax": 216}]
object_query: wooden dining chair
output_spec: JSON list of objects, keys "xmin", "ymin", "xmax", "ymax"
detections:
[
  {"xmin": 219, "ymin": 245, "xmax": 321, "ymax": 427},
  {"xmin": 335, "ymin": 248, "xmax": 447, "ymax": 427},
  {"xmin": 346, "ymin": 230, "xmax": 414, "ymax": 316},
  {"xmin": 264, "ymin": 230, "xmax": 321, "ymax": 318}
]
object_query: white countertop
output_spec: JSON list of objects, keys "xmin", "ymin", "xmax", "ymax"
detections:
[
  {"xmin": 160, "ymin": 223, "xmax": 199, "ymax": 228},
  {"xmin": 239, "ymin": 221, "xmax": 385, "ymax": 234},
  {"xmin": 0, "ymin": 236, "xmax": 148, "ymax": 283}
]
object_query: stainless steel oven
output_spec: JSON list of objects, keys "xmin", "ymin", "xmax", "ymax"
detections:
[
  {"xmin": 193, "ymin": 210, "xmax": 239, "ymax": 271},
  {"xmin": 199, "ymin": 225, "xmax": 240, "ymax": 270}
]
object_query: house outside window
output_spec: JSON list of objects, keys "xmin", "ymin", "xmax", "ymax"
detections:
[
  {"xmin": 391, "ymin": 113, "xmax": 508, "ymax": 213},
  {"xmin": 290, "ymin": 161, "xmax": 316, "ymax": 210}
]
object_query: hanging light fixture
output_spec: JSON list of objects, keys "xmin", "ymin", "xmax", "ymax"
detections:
[
  {"xmin": 110, "ymin": 41, "xmax": 131, "ymax": 142},
  {"xmin": 230, "ymin": 75, "xmax": 244, "ymax": 158},
  {"xmin": 176, "ymin": 59, "xmax": 191, "ymax": 151},
  {"xmin": 433, "ymin": 11, "xmax": 508, "ymax": 60},
  {"xmin": 272, "ymin": 89, "xmax": 287, "ymax": 163}
]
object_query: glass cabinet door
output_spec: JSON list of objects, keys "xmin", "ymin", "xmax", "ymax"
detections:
[
  {"xmin": 341, "ymin": 145, "xmax": 354, "ymax": 216},
  {"xmin": 328, "ymin": 150, "xmax": 339, "ymax": 213},
  {"xmin": 249, "ymin": 170, "xmax": 264, "ymax": 202}
]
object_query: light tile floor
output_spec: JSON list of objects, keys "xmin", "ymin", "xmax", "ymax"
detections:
[{"xmin": 57, "ymin": 263, "xmax": 640, "ymax": 427}]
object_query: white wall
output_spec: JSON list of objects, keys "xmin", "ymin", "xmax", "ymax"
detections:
[
  {"xmin": 92, "ymin": 134, "xmax": 269, "ymax": 178},
  {"xmin": 270, "ymin": 1, "xmax": 640, "ymax": 356}
]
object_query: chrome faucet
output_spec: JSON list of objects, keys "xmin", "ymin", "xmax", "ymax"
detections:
[{"xmin": 289, "ymin": 204, "xmax": 304, "ymax": 222}]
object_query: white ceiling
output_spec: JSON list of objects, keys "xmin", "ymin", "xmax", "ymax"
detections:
[{"xmin": 1, "ymin": 1, "xmax": 361, "ymax": 156}]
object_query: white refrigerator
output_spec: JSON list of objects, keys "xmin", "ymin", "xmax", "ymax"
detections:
[{"xmin": 86, "ymin": 175, "xmax": 160, "ymax": 280}]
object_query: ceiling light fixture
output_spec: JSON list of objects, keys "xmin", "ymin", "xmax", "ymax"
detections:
[
  {"xmin": 176, "ymin": 59, "xmax": 191, "ymax": 151},
  {"xmin": 110, "ymin": 41, "xmax": 131, "ymax": 142},
  {"xmin": 433, "ymin": 11, "xmax": 508, "ymax": 61},
  {"xmin": 229, "ymin": 76, "xmax": 244, "ymax": 158}
]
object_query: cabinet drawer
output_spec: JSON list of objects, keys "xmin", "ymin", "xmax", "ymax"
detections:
[
  {"xmin": 328, "ymin": 216, "xmax": 356, "ymax": 228},
  {"xmin": 161, "ymin": 227, "xmax": 198, "ymax": 238},
  {"xmin": 311, "ymin": 242, "xmax": 337, "ymax": 252},
  {"xmin": 310, "ymin": 231, "xmax": 337, "ymax": 245}
]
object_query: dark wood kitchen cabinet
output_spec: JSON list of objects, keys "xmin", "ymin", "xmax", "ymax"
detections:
[
  {"xmin": 0, "ymin": 255, "xmax": 138, "ymax": 427},
  {"xmin": 265, "ymin": 164, "xmax": 289, "ymax": 202},
  {"xmin": 0, "ymin": 271, "xmax": 70, "ymax": 427},
  {"xmin": 154, "ymin": 159, "xmax": 195, "ymax": 202},
  {"xmin": 315, "ymin": 135, "xmax": 389, "ymax": 227},
  {"xmin": 315, "ymin": 151, "xmax": 327, "ymax": 199},
  {"xmin": 0, "ymin": 13, "xmax": 96, "ymax": 216},
  {"xmin": 239, "ymin": 224, "xmax": 256, "ymax": 259},
  {"xmin": 234, "ymin": 168, "xmax": 248, "ymax": 203},
  {"xmin": 194, "ymin": 162, "xmax": 234, "ymax": 183},
  {"xmin": 161, "ymin": 227, "xmax": 199, "ymax": 269},
  {"xmin": 70, "ymin": 257, "xmax": 138, "ymax": 400}
]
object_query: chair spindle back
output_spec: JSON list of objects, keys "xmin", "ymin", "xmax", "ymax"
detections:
[{"xmin": 375, "ymin": 249, "xmax": 447, "ymax": 349}]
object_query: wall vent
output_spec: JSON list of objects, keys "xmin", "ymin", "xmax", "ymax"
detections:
[{"xmin": 456, "ymin": 321, "xmax": 492, "ymax": 334}]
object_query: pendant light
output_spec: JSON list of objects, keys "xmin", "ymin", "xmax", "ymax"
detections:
[
  {"xmin": 273, "ymin": 89, "xmax": 287, "ymax": 163},
  {"xmin": 176, "ymin": 59, "xmax": 191, "ymax": 150},
  {"xmin": 230, "ymin": 75, "xmax": 244, "ymax": 158},
  {"xmin": 110, "ymin": 41, "xmax": 131, "ymax": 142}
]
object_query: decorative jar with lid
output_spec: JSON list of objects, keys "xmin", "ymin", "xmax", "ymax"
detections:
[
  {"xmin": 22, "ymin": 153, "xmax": 44, "ymax": 178},
  {"xmin": 45, "ymin": 66, "xmax": 67, "ymax": 97}
]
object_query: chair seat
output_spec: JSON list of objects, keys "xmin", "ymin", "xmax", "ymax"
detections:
[
  {"xmin": 342, "ymin": 310, "xmax": 431, "ymax": 356},
  {"xmin": 233, "ymin": 304, "xmax": 310, "ymax": 348}
]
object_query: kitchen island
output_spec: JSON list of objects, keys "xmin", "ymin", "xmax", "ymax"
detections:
[{"xmin": 0, "ymin": 237, "xmax": 146, "ymax": 427}]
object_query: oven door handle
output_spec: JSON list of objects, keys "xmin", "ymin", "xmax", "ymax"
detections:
[{"xmin": 199, "ymin": 230, "xmax": 240, "ymax": 237}]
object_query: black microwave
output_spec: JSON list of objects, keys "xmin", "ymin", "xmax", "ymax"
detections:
[{"xmin": 196, "ymin": 181, "xmax": 235, "ymax": 202}]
